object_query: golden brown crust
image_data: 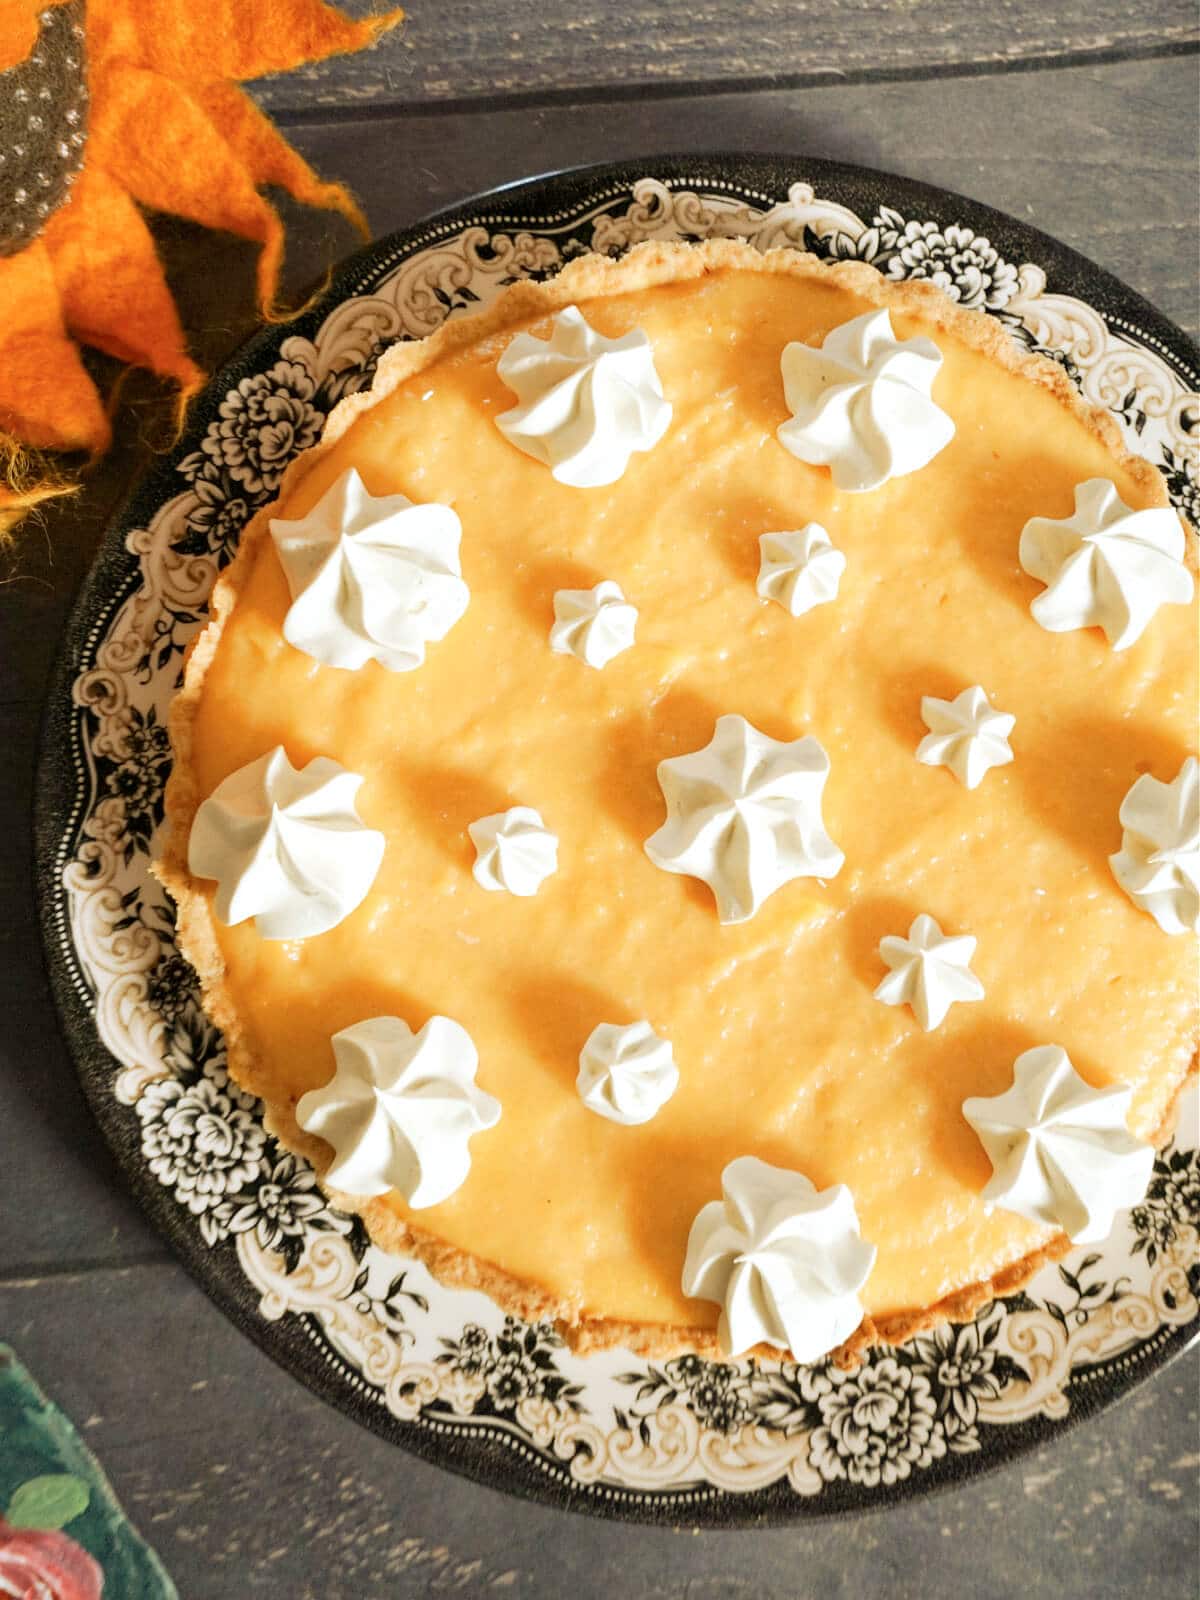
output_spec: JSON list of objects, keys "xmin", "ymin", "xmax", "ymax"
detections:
[{"xmin": 156, "ymin": 238, "xmax": 1191, "ymax": 1369}]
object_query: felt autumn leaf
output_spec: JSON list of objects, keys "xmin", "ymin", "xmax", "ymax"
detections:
[{"xmin": 0, "ymin": 0, "xmax": 402, "ymax": 532}]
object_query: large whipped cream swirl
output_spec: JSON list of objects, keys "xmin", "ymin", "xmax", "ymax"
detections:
[
  {"xmin": 495, "ymin": 306, "xmax": 672, "ymax": 487},
  {"xmin": 916, "ymin": 685, "xmax": 1015, "ymax": 791},
  {"xmin": 777, "ymin": 309, "xmax": 955, "ymax": 492},
  {"xmin": 468, "ymin": 806, "xmax": 559, "ymax": 897},
  {"xmin": 1019, "ymin": 478, "xmax": 1193, "ymax": 650},
  {"xmin": 645, "ymin": 714, "xmax": 844, "ymax": 925},
  {"xmin": 269, "ymin": 467, "xmax": 469, "ymax": 672},
  {"xmin": 550, "ymin": 580, "xmax": 638, "ymax": 668},
  {"xmin": 682, "ymin": 1156, "xmax": 876, "ymax": 1361},
  {"xmin": 874, "ymin": 914, "xmax": 985, "ymax": 1031},
  {"xmin": 188, "ymin": 746, "xmax": 385, "ymax": 940},
  {"xmin": 1109, "ymin": 757, "xmax": 1200, "ymax": 935},
  {"xmin": 962, "ymin": 1045, "xmax": 1154, "ymax": 1242},
  {"xmin": 296, "ymin": 1015, "xmax": 501, "ymax": 1206},
  {"xmin": 576, "ymin": 1021, "xmax": 679, "ymax": 1126}
]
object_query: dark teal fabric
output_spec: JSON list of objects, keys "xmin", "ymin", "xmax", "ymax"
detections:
[{"xmin": 0, "ymin": 1343, "xmax": 176, "ymax": 1597}]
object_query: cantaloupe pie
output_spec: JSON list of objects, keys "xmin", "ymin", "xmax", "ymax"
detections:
[{"xmin": 159, "ymin": 240, "xmax": 1198, "ymax": 1365}]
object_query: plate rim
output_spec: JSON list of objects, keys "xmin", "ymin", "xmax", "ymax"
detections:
[{"xmin": 32, "ymin": 151, "xmax": 1200, "ymax": 1527}]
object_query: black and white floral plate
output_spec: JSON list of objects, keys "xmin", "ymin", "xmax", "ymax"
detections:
[{"xmin": 36, "ymin": 157, "xmax": 1200, "ymax": 1525}]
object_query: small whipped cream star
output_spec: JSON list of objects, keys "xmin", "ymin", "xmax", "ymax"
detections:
[
  {"xmin": 874, "ymin": 913, "xmax": 985, "ymax": 1031},
  {"xmin": 756, "ymin": 524, "xmax": 847, "ymax": 617},
  {"xmin": 549, "ymin": 580, "xmax": 638, "ymax": 668},
  {"xmin": 468, "ymin": 807, "xmax": 559, "ymax": 897},
  {"xmin": 576, "ymin": 1020, "xmax": 679, "ymax": 1126},
  {"xmin": 916, "ymin": 686, "xmax": 1015, "ymax": 790}
]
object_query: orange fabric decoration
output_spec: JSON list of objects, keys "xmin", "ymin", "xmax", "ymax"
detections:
[
  {"xmin": 0, "ymin": 0, "xmax": 402, "ymax": 536},
  {"xmin": 0, "ymin": 0, "xmax": 72, "ymax": 74}
]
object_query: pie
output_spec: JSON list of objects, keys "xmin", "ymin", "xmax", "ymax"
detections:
[{"xmin": 158, "ymin": 239, "xmax": 1198, "ymax": 1365}]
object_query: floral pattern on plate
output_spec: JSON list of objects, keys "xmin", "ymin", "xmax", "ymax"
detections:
[{"xmin": 40, "ymin": 162, "xmax": 1200, "ymax": 1523}]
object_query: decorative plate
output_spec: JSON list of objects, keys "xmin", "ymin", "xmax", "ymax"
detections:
[{"xmin": 36, "ymin": 156, "xmax": 1200, "ymax": 1526}]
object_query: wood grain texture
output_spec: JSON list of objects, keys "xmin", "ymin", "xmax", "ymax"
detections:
[
  {"xmin": 1, "ymin": 48, "xmax": 1197, "ymax": 1600},
  {"xmin": 250, "ymin": 0, "xmax": 1200, "ymax": 114},
  {"xmin": 282, "ymin": 55, "xmax": 1200, "ymax": 344},
  {"xmin": 1, "ymin": 1268, "xmax": 1197, "ymax": 1598}
]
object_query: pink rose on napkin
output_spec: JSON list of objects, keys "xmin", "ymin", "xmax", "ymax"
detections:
[{"xmin": 0, "ymin": 1519, "xmax": 104, "ymax": 1600}]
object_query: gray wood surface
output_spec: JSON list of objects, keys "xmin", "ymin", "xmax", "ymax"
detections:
[
  {"xmin": 2, "ymin": 41, "xmax": 1198, "ymax": 1600},
  {"xmin": 1, "ymin": 1264, "xmax": 1198, "ymax": 1599},
  {"xmin": 252, "ymin": 0, "xmax": 1200, "ymax": 113}
]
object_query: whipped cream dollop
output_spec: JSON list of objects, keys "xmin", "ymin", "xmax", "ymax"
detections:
[
  {"xmin": 682, "ymin": 1155, "xmax": 876, "ymax": 1361},
  {"xmin": 645, "ymin": 714, "xmax": 844, "ymax": 925},
  {"xmin": 495, "ymin": 306, "xmax": 672, "ymax": 487},
  {"xmin": 296, "ymin": 1015, "xmax": 501, "ymax": 1206},
  {"xmin": 874, "ymin": 913, "xmax": 985, "ymax": 1031},
  {"xmin": 916, "ymin": 685, "xmax": 1015, "ymax": 790},
  {"xmin": 576, "ymin": 1020, "xmax": 679, "ymax": 1126},
  {"xmin": 188, "ymin": 746, "xmax": 385, "ymax": 940},
  {"xmin": 550, "ymin": 580, "xmax": 638, "ymax": 668},
  {"xmin": 1018, "ymin": 478, "xmax": 1193, "ymax": 650},
  {"xmin": 777, "ymin": 309, "xmax": 955, "ymax": 493},
  {"xmin": 468, "ymin": 806, "xmax": 559, "ymax": 896},
  {"xmin": 962, "ymin": 1045, "xmax": 1154, "ymax": 1242},
  {"xmin": 756, "ymin": 524, "xmax": 847, "ymax": 617},
  {"xmin": 1109, "ymin": 757, "xmax": 1200, "ymax": 935},
  {"xmin": 269, "ymin": 467, "xmax": 469, "ymax": 672}
]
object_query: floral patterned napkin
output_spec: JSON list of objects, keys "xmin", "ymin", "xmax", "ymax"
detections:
[{"xmin": 0, "ymin": 1344, "xmax": 176, "ymax": 1598}]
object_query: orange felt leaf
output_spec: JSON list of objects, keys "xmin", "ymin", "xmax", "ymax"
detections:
[
  {"xmin": 0, "ymin": 0, "xmax": 71, "ymax": 72},
  {"xmin": 0, "ymin": 242, "xmax": 110, "ymax": 454},
  {"xmin": 87, "ymin": 0, "xmax": 403, "ymax": 86},
  {"xmin": 193, "ymin": 81, "xmax": 368, "ymax": 237},
  {"xmin": 88, "ymin": 58, "xmax": 287, "ymax": 309},
  {"xmin": 42, "ymin": 165, "xmax": 203, "ymax": 397},
  {"xmin": 1, "ymin": 0, "xmax": 400, "ymax": 535},
  {"xmin": 0, "ymin": 433, "xmax": 78, "ymax": 542}
]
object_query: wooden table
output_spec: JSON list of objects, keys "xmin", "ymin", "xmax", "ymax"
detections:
[{"xmin": 3, "ymin": 6, "xmax": 1198, "ymax": 1593}]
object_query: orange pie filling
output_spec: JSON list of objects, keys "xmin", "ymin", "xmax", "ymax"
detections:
[{"xmin": 167, "ymin": 246, "xmax": 1199, "ymax": 1350}]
